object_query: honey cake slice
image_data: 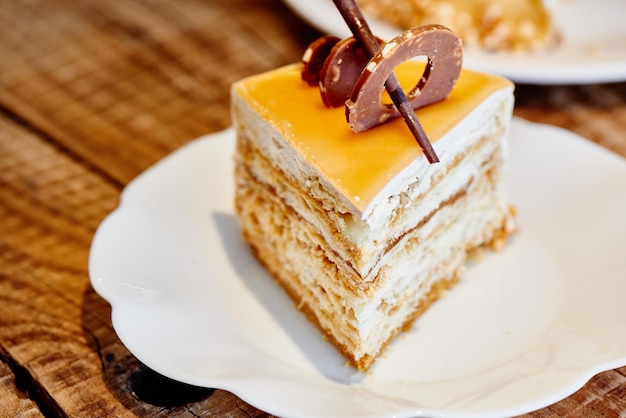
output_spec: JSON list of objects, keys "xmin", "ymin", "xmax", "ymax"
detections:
[{"xmin": 232, "ymin": 61, "xmax": 516, "ymax": 371}]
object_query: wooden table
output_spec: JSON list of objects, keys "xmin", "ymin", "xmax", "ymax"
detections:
[{"xmin": 1, "ymin": 1, "xmax": 624, "ymax": 416}]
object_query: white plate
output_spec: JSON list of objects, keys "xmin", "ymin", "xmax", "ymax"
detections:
[
  {"xmin": 282, "ymin": 0, "xmax": 626, "ymax": 84},
  {"xmin": 89, "ymin": 118, "xmax": 626, "ymax": 418}
]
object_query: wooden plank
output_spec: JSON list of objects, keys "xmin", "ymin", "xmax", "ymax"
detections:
[
  {"xmin": 0, "ymin": 0, "xmax": 320, "ymax": 185},
  {"xmin": 0, "ymin": 114, "xmax": 272, "ymax": 417},
  {"xmin": 0, "ymin": 358, "xmax": 45, "ymax": 418}
]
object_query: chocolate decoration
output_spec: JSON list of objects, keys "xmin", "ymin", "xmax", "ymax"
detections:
[
  {"xmin": 318, "ymin": 36, "xmax": 383, "ymax": 108},
  {"xmin": 302, "ymin": 35, "xmax": 340, "ymax": 86},
  {"xmin": 346, "ymin": 24, "xmax": 463, "ymax": 133},
  {"xmin": 331, "ymin": 0, "xmax": 441, "ymax": 163}
]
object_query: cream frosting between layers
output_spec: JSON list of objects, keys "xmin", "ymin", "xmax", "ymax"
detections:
[{"xmin": 231, "ymin": 62, "xmax": 513, "ymax": 225}]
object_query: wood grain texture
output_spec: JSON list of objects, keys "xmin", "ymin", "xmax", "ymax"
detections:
[
  {"xmin": 0, "ymin": 0, "xmax": 318, "ymax": 185},
  {"xmin": 0, "ymin": 113, "xmax": 274, "ymax": 417},
  {"xmin": 0, "ymin": 358, "xmax": 44, "ymax": 418},
  {"xmin": 0, "ymin": 0, "xmax": 624, "ymax": 417}
]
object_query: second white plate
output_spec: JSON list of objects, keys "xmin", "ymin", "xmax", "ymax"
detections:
[
  {"xmin": 89, "ymin": 118, "xmax": 626, "ymax": 418},
  {"xmin": 283, "ymin": 0, "xmax": 626, "ymax": 84}
]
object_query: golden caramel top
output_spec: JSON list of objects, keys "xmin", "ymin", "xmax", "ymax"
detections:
[{"xmin": 233, "ymin": 62, "xmax": 512, "ymax": 213}]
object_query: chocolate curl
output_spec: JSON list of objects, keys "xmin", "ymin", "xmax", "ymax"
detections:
[{"xmin": 331, "ymin": 0, "xmax": 439, "ymax": 164}]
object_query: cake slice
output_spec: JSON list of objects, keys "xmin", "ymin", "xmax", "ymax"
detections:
[{"xmin": 231, "ymin": 60, "xmax": 516, "ymax": 372}]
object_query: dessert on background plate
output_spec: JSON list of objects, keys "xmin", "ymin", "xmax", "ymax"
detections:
[
  {"xmin": 232, "ymin": 13, "xmax": 516, "ymax": 371},
  {"xmin": 357, "ymin": 0, "xmax": 560, "ymax": 52}
]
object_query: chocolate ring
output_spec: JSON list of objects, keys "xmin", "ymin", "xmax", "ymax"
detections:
[{"xmin": 346, "ymin": 25, "xmax": 463, "ymax": 132}]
